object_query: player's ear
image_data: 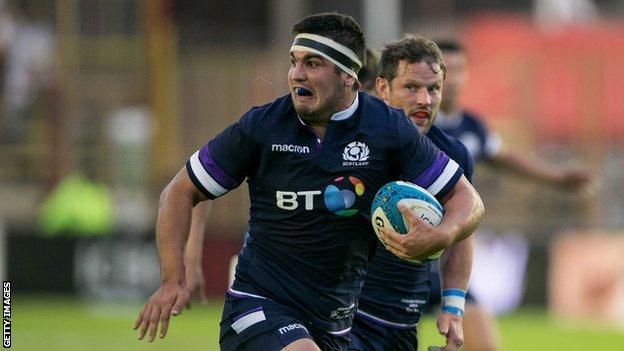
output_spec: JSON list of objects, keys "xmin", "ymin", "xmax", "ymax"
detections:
[
  {"xmin": 376, "ymin": 77, "xmax": 390, "ymax": 102},
  {"xmin": 343, "ymin": 73, "xmax": 356, "ymax": 89}
]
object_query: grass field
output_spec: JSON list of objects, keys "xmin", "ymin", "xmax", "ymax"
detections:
[{"xmin": 13, "ymin": 295, "xmax": 624, "ymax": 350}]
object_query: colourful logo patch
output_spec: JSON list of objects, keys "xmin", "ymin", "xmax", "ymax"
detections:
[{"xmin": 324, "ymin": 176, "xmax": 365, "ymax": 217}]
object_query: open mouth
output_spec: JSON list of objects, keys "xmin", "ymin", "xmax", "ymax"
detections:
[
  {"xmin": 411, "ymin": 111, "xmax": 430, "ymax": 119},
  {"xmin": 295, "ymin": 87, "xmax": 313, "ymax": 97},
  {"xmin": 410, "ymin": 111, "xmax": 430, "ymax": 123}
]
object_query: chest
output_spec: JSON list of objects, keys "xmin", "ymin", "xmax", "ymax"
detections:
[{"xmin": 249, "ymin": 125, "xmax": 398, "ymax": 216}]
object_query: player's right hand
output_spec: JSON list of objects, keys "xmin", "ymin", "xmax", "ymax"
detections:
[
  {"xmin": 378, "ymin": 203, "xmax": 450, "ymax": 261},
  {"xmin": 133, "ymin": 281, "xmax": 190, "ymax": 342}
]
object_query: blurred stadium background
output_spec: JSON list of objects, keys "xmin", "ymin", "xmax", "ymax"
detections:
[{"xmin": 2, "ymin": 0, "xmax": 624, "ymax": 350}]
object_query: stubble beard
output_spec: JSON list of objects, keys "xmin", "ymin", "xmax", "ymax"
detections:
[{"xmin": 296, "ymin": 90, "xmax": 345, "ymax": 126}]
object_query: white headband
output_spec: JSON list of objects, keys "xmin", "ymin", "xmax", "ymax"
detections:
[{"xmin": 290, "ymin": 33, "xmax": 363, "ymax": 79}]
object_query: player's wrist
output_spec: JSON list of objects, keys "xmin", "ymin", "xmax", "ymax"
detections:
[
  {"xmin": 432, "ymin": 224, "xmax": 455, "ymax": 248},
  {"xmin": 441, "ymin": 288, "xmax": 466, "ymax": 316},
  {"xmin": 161, "ymin": 268, "xmax": 186, "ymax": 285}
]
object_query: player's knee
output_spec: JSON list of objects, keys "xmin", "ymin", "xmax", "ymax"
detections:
[{"xmin": 280, "ymin": 337, "xmax": 321, "ymax": 351}]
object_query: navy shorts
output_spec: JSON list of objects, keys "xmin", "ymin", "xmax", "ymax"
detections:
[
  {"xmin": 348, "ymin": 315, "xmax": 417, "ymax": 351},
  {"xmin": 219, "ymin": 291, "xmax": 349, "ymax": 351}
]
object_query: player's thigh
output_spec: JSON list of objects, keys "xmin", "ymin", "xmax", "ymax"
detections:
[
  {"xmin": 281, "ymin": 338, "xmax": 321, "ymax": 351},
  {"xmin": 219, "ymin": 294, "xmax": 316, "ymax": 351}
]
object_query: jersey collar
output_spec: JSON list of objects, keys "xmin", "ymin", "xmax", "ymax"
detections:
[
  {"xmin": 296, "ymin": 93, "xmax": 359, "ymax": 126},
  {"xmin": 330, "ymin": 93, "xmax": 359, "ymax": 121}
]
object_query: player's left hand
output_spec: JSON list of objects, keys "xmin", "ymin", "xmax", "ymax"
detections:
[
  {"xmin": 437, "ymin": 312, "xmax": 464, "ymax": 351},
  {"xmin": 378, "ymin": 203, "xmax": 450, "ymax": 260}
]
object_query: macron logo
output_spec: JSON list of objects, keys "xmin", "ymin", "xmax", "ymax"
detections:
[
  {"xmin": 271, "ymin": 144, "xmax": 310, "ymax": 154},
  {"xmin": 278, "ymin": 323, "xmax": 308, "ymax": 335}
]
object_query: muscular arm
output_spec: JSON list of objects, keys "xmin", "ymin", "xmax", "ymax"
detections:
[
  {"xmin": 134, "ymin": 167, "xmax": 207, "ymax": 341},
  {"xmin": 379, "ymin": 175, "xmax": 484, "ymax": 261},
  {"xmin": 156, "ymin": 168, "xmax": 208, "ymax": 284},
  {"xmin": 437, "ymin": 176, "xmax": 484, "ymax": 245}
]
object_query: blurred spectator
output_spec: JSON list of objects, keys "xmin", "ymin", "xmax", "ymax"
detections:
[{"xmin": 1, "ymin": 1, "xmax": 54, "ymax": 143}]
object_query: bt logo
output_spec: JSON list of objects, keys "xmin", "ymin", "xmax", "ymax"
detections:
[
  {"xmin": 276, "ymin": 190, "xmax": 321, "ymax": 210},
  {"xmin": 275, "ymin": 176, "xmax": 365, "ymax": 216}
]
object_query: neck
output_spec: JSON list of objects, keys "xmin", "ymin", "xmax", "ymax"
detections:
[
  {"xmin": 302, "ymin": 90, "xmax": 357, "ymax": 127},
  {"xmin": 300, "ymin": 91, "xmax": 357, "ymax": 140}
]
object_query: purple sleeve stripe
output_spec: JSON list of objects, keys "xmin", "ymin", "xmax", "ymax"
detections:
[
  {"xmin": 429, "ymin": 165, "xmax": 463, "ymax": 199},
  {"xmin": 186, "ymin": 161, "xmax": 217, "ymax": 200},
  {"xmin": 198, "ymin": 146, "xmax": 240, "ymax": 190},
  {"xmin": 188, "ymin": 151, "xmax": 228, "ymax": 197},
  {"xmin": 426, "ymin": 159, "xmax": 460, "ymax": 196},
  {"xmin": 413, "ymin": 152, "xmax": 449, "ymax": 189}
]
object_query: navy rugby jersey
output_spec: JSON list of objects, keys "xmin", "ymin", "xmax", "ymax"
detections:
[
  {"xmin": 435, "ymin": 110, "xmax": 501, "ymax": 161},
  {"xmin": 186, "ymin": 92, "xmax": 463, "ymax": 335},
  {"xmin": 356, "ymin": 124, "xmax": 474, "ymax": 328}
]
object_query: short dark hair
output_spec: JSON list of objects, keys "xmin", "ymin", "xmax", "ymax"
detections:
[
  {"xmin": 358, "ymin": 48, "xmax": 378, "ymax": 92},
  {"xmin": 292, "ymin": 12, "xmax": 366, "ymax": 70},
  {"xmin": 378, "ymin": 34, "xmax": 446, "ymax": 83},
  {"xmin": 435, "ymin": 39, "xmax": 465, "ymax": 54}
]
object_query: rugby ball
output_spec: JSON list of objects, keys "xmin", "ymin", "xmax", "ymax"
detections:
[{"xmin": 371, "ymin": 181, "xmax": 444, "ymax": 263}]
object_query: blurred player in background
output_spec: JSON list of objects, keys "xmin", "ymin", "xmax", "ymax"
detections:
[
  {"xmin": 429, "ymin": 39, "xmax": 594, "ymax": 351},
  {"xmin": 435, "ymin": 40, "xmax": 592, "ymax": 191},
  {"xmin": 133, "ymin": 13, "xmax": 484, "ymax": 351},
  {"xmin": 348, "ymin": 37, "xmax": 474, "ymax": 351}
]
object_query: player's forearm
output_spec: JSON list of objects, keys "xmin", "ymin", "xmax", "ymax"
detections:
[
  {"xmin": 185, "ymin": 201, "xmax": 212, "ymax": 265},
  {"xmin": 438, "ymin": 176, "xmax": 484, "ymax": 245},
  {"xmin": 440, "ymin": 236, "xmax": 473, "ymax": 291},
  {"xmin": 156, "ymin": 171, "xmax": 203, "ymax": 284}
]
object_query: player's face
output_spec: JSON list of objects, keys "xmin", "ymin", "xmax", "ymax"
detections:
[
  {"xmin": 376, "ymin": 60, "xmax": 443, "ymax": 133},
  {"xmin": 288, "ymin": 51, "xmax": 353, "ymax": 124},
  {"xmin": 440, "ymin": 51, "xmax": 468, "ymax": 108}
]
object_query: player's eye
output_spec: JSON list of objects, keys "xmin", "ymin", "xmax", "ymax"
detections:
[
  {"xmin": 306, "ymin": 60, "xmax": 320, "ymax": 68},
  {"xmin": 428, "ymin": 85, "xmax": 440, "ymax": 93}
]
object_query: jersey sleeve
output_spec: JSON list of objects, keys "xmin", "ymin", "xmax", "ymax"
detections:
[
  {"xmin": 397, "ymin": 117, "xmax": 463, "ymax": 199},
  {"xmin": 186, "ymin": 111, "xmax": 258, "ymax": 199},
  {"xmin": 457, "ymin": 141, "xmax": 475, "ymax": 183}
]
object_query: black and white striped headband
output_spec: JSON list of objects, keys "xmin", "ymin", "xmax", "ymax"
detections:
[{"xmin": 290, "ymin": 33, "xmax": 363, "ymax": 79}]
